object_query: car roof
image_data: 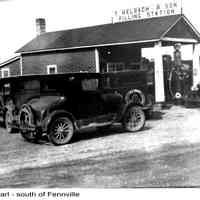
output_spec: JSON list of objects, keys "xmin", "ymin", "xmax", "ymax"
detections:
[
  {"xmin": 0, "ymin": 70, "xmax": 148, "ymax": 85},
  {"xmin": 0, "ymin": 72, "xmax": 102, "ymax": 84}
]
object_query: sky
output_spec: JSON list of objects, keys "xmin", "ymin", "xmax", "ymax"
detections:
[{"xmin": 0, "ymin": 0, "xmax": 199, "ymax": 62}]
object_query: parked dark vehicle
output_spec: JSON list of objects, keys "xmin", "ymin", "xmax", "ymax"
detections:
[
  {"xmin": 0, "ymin": 72, "xmax": 148, "ymax": 145},
  {"xmin": 0, "ymin": 76, "xmax": 44, "ymax": 133},
  {"xmin": 102, "ymin": 70, "xmax": 154, "ymax": 108}
]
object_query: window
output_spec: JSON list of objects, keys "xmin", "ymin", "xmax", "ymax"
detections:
[
  {"xmin": 1, "ymin": 68, "xmax": 10, "ymax": 78},
  {"xmin": 3, "ymin": 83, "xmax": 11, "ymax": 95},
  {"xmin": 24, "ymin": 80, "xmax": 40, "ymax": 90},
  {"xmin": 127, "ymin": 62, "xmax": 141, "ymax": 70},
  {"xmin": 47, "ymin": 65, "xmax": 57, "ymax": 74},
  {"xmin": 106, "ymin": 62, "xmax": 125, "ymax": 72},
  {"xmin": 101, "ymin": 77, "xmax": 111, "ymax": 89},
  {"xmin": 82, "ymin": 79, "xmax": 99, "ymax": 91},
  {"xmin": 41, "ymin": 79, "xmax": 65, "ymax": 92}
]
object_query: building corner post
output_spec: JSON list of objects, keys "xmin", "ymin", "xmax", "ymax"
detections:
[
  {"xmin": 20, "ymin": 55, "xmax": 23, "ymax": 76},
  {"xmin": 154, "ymin": 41, "xmax": 165, "ymax": 106},
  {"xmin": 95, "ymin": 48, "xmax": 100, "ymax": 73}
]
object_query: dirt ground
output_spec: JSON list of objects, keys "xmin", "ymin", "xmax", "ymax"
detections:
[{"xmin": 1, "ymin": 105, "xmax": 200, "ymax": 187}]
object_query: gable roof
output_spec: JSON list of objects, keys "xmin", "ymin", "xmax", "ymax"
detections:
[{"xmin": 16, "ymin": 14, "xmax": 200, "ymax": 54}]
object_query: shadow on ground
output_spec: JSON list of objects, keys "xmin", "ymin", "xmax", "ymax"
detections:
[
  {"xmin": 17, "ymin": 124, "xmax": 153, "ymax": 146},
  {"xmin": 149, "ymin": 111, "xmax": 165, "ymax": 120},
  {"xmin": 0, "ymin": 109, "xmax": 168, "ymax": 146}
]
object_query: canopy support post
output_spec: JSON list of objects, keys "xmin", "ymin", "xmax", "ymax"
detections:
[{"xmin": 154, "ymin": 41, "xmax": 165, "ymax": 106}]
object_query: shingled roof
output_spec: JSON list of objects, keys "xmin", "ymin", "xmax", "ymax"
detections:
[{"xmin": 16, "ymin": 14, "xmax": 200, "ymax": 54}]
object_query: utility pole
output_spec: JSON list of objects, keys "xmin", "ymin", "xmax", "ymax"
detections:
[{"xmin": 181, "ymin": 0, "xmax": 183, "ymax": 15}]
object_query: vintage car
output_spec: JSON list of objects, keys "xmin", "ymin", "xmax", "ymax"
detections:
[
  {"xmin": 102, "ymin": 70, "xmax": 154, "ymax": 108},
  {"xmin": 0, "ymin": 72, "xmax": 148, "ymax": 145}
]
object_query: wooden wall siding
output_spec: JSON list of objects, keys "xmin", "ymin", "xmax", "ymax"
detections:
[
  {"xmin": 0, "ymin": 59, "xmax": 20, "ymax": 77},
  {"xmin": 22, "ymin": 50, "xmax": 96, "ymax": 75}
]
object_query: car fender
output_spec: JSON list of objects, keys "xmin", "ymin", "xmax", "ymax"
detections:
[
  {"xmin": 42, "ymin": 109, "xmax": 78, "ymax": 133},
  {"xmin": 125, "ymin": 89, "xmax": 145, "ymax": 105}
]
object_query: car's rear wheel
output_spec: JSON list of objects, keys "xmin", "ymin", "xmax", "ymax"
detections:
[
  {"xmin": 48, "ymin": 116, "xmax": 74, "ymax": 145},
  {"xmin": 122, "ymin": 106, "xmax": 145, "ymax": 132}
]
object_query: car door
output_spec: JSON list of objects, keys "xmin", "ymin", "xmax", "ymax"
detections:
[
  {"xmin": 75, "ymin": 77, "xmax": 119, "ymax": 127},
  {"xmin": 100, "ymin": 75, "xmax": 123, "ymax": 114},
  {"xmin": 78, "ymin": 78, "xmax": 104, "ymax": 119}
]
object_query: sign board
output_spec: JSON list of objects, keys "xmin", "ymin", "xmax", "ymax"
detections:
[{"xmin": 112, "ymin": 0, "xmax": 182, "ymax": 23}]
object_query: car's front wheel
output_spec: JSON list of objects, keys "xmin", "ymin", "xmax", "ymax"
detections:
[
  {"xmin": 48, "ymin": 116, "xmax": 74, "ymax": 145},
  {"xmin": 122, "ymin": 106, "xmax": 145, "ymax": 132}
]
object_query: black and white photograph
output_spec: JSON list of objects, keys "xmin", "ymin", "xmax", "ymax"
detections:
[{"xmin": 0, "ymin": 0, "xmax": 200, "ymax": 198}]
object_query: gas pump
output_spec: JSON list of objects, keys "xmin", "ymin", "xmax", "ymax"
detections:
[{"xmin": 168, "ymin": 43, "xmax": 192, "ymax": 103}]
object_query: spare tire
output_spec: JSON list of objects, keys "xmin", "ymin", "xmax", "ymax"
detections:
[
  {"xmin": 125, "ymin": 90, "xmax": 145, "ymax": 105},
  {"xmin": 19, "ymin": 104, "xmax": 36, "ymax": 142}
]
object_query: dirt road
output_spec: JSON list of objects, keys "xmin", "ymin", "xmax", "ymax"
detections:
[{"xmin": 1, "ymin": 106, "xmax": 200, "ymax": 188}]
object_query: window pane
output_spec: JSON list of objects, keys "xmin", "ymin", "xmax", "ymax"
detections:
[
  {"xmin": 49, "ymin": 67, "xmax": 56, "ymax": 74},
  {"xmin": 82, "ymin": 79, "xmax": 99, "ymax": 91},
  {"xmin": 2, "ymin": 69, "xmax": 10, "ymax": 78},
  {"xmin": 47, "ymin": 65, "xmax": 57, "ymax": 74},
  {"xmin": 107, "ymin": 62, "xmax": 125, "ymax": 72}
]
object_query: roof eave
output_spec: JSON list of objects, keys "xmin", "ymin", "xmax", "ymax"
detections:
[
  {"xmin": 182, "ymin": 15, "xmax": 200, "ymax": 40},
  {"xmin": 0, "ymin": 56, "xmax": 20, "ymax": 68},
  {"xmin": 161, "ymin": 37, "xmax": 198, "ymax": 44},
  {"xmin": 17, "ymin": 39, "xmax": 160, "ymax": 54}
]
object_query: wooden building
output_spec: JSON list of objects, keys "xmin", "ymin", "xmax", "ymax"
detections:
[{"xmin": 0, "ymin": 56, "xmax": 20, "ymax": 78}]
